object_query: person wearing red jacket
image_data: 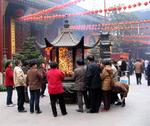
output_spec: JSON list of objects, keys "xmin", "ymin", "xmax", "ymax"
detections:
[
  {"xmin": 5, "ymin": 61, "xmax": 14, "ymax": 107},
  {"xmin": 47, "ymin": 61, "xmax": 67, "ymax": 117}
]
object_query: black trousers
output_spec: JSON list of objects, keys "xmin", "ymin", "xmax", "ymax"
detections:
[
  {"xmin": 136, "ymin": 73, "xmax": 142, "ymax": 84},
  {"xmin": 111, "ymin": 91, "xmax": 119, "ymax": 104},
  {"xmin": 77, "ymin": 90, "xmax": 90, "ymax": 110},
  {"xmin": 147, "ymin": 76, "xmax": 150, "ymax": 86},
  {"xmin": 102, "ymin": 90, "xmax": 111, "ymax": 110},
  {"xmin": 30, "ymin": 89, "xmax": 40, "ymax": 112},
  {"xmin": 40, "ymin": 84, "xmax": 46, "ymax": 96},
  {"xmin": 89, "ymin": 88, "xmax": 102, "ymax": 113},
  {"xmin": 16, "ymin": 86, "xmax": 25, "ymax": 111},
  {"xmin": 24, "ymin": 87, "xmax": 29, "ymax": 102},
  {"xmin": 49, "ymin": 93, "xmax": 67, "ymax": 116},
  {"xmin": 6, "ymin": 86, "xmax": 13, "ymax": 105}
]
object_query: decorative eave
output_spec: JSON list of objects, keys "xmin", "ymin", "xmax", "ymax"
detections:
[
  {"xmin": 35, "ymin": 41, "xmax": 46, "ymax": 49},
  {"xmin": 36, "ymin": 36, "xmax": 99, "ymax": 49}
]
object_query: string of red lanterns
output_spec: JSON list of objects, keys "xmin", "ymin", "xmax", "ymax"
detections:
[
  {"xmin": 122, "ymin": 35, "xmax": 150, "ymax": 39},
  {"xmin": 69, "ymin": 25, "xmax": 149, "ymax": 31},
  {"xmin": 121, "ymin": 39, "xmax": 150, "ymax": 44},
  {"xmin": 70, "ymin": 19, "xmax": 150, "ymax": 29},
  {"xmin": 18, "ymin": 0, "xmax": 85, "ymax": 21},
  {"xmin": 18, "ymin": 1, "xmax": 150, "ymax": 22}
]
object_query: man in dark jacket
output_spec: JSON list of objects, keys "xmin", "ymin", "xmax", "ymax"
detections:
[{"xmin": 85, "ymin": 56, "xmax": 102, "ymax": 113}]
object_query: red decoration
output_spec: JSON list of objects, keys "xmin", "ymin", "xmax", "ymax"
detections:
[
  {"xmin": 104, "ymin": 9, "xmax": 107, "ymax": 12},
  {"xmin": 19, "ymin": 1, "xmax": 150, "ymax": 22},
  {"xmin": 133, "ymin": 4, "xmax": 137, "ymax": 8},
  {"xmin": 118, "ymin": 6, "xmax": 122, "ymax": 11},
  {"xmin": 113, "ymin": 7, "xmax": 117, "ymax": 11},
  {"xmin": 123, "ymin": 6, "xmax": 127, "ymax": 10},
  {"xmin": 144, "ymin": 2, "xmax": 148, "ymax": 6},
  {"xmin": 19, "ymin": 0, "xmax": 85, "ymax": 20},
  {"xmin": 98, "ymin": 10, "xmax": 103, "ymax": 13},
  {"xmin": 94, "ymin": 10, "xmax": 99, "ymax": 13},
  {"xmin": 128, "ymin": 5, "xmax": 132, "ymax": 9},
  {"xmin": 138, "ymin": 2, "xmax": 142, "ymax": 6},
  {"xmin": 108, "ymin": 8, "xmax": 112, "ymax": 12}
]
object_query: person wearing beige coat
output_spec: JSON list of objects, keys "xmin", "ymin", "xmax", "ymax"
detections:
[
  {"xmin": 134, "ymin": 59, "xmax": 143, "ymax": 85},
  {"xmin": 13, "ymin": 60, "xmax": 27, "ymax": 112},
  {"xmin": 100, "ymin": 62, "xmax": 113, "ymax": 111}
]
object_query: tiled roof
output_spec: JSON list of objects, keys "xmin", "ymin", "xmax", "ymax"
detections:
[{"xmin": 50, "ymin": 28, "xmax": 79, "ymax": 47}]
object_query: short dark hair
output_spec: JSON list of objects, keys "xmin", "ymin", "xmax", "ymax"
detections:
[
  {"xmin": 5, "ymin": 60, "xmax": 12, "ymax": 69},
  {"xmin": 50, "ymin": 61, "xmax": 58, "ymax": 68},
  {"xmin": 76, "ymin": 59, "xmax": 84, "ymax": 65},
  {"xmin": 15, "ymin": 60, "xmax": 21, "ymax": 66},
  {"xmin": 30, "ymin": 60, "xmax": 37, "ymax": 67},
  {"xmin": 87, "ymin": 55, "xmax": 94, "ymax": 62}
]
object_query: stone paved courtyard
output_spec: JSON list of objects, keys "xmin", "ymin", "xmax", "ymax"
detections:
[{"xmin": 0, "ymin": 74, "xmax": 150, "ymax": 126}]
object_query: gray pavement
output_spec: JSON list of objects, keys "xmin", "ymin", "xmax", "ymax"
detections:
[{"xmin": 0, "ymin": 74, "xmax": 150, "ymax": 126}]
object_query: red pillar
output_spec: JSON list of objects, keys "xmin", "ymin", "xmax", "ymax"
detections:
[{"xmin": 0, "ymin": 0, "xmax": 4, "ymax": 72}]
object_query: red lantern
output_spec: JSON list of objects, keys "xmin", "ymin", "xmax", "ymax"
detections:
[
  {"xmin": 94, "ymin": 10, "xmax": 99, "ymax": 13},
  {"xmin": 133, "ymin": 4, "xmax": 137, "ymax": 8},
  {"xmin": 128, "ymin": 5, "xmax": 132, "ymax": 9},
  {"xmin": 123, "ymin": 6, "xmax": 127, "ymax": 10},
  {"xmin": 144, "ymin": 2, "xmax": 148, "ymax": 6},
  {"xmin": 104, "ymin": 8, "xmax": 107, "ymax": 12},
  {"xmin": 98, "ymin": 10, "xmax": 103, "ymax": 13},
  {"xmin": 138, "ymin": 2, "xmax": 141, "ymax": 6},
  {"xmin": 113, "ymin": 7, "xmax": 117, "ymax": 11},
  {"xmin": 91, "ymin": 10, "xmax": 96, "ymax": 14},
  {"xmin": 118, "ymin": 6, "xmax": 122, "ymax": 11},
  {"xmin": 108, "ymin": 8, "xmax": 112, "ymax": 12}
]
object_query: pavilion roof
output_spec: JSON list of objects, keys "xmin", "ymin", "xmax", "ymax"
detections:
[{"xmin": 48, "ymin": 27, "xmax": 79, "ymax": 47}]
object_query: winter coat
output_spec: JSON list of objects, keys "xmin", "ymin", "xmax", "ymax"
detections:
[
  {"xmin": 72, "ymin": 66, "xmax": 86, "ymax": 91},
  {"xmin": 85, "ymin": 62, "xmax": 102, "ymax": 89},
  {"xmin": 47, "ymin": 68, "xmax": 64, "ymax": 94},
  {"xmin": 13, "ymin": 66, "xmax": 26, "ymax": 87},
  {"xmin": 101, "ymin": 65, "xmax": 113, "ymax": 91},
  {"xmin": 134, "ymin": 61, "xmax": 143, "ymax": 73},
  {"xmin": 5, "ymin": 66, "xmax": 14, "ymax": 87},
  {"xmin": 26, "ymin": 68, "xmax": 42, "ymax": 90},
  {"xmin": 112, "ymin": 82, "xmax": 129, "ymax": 97}
]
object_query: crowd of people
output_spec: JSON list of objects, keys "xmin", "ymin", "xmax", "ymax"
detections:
[{"xmin": 4, "ymin": 56, "xmax": 150, "ymax": 117}]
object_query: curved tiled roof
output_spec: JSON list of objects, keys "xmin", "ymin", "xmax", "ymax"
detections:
[{"xmin": 50, "ymin": 28, "xmax": 79, "ymax": 47}]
